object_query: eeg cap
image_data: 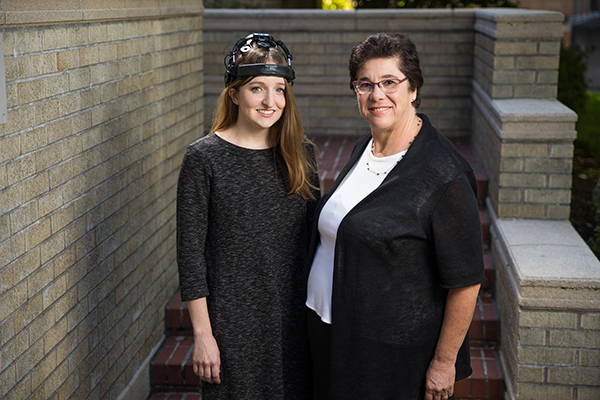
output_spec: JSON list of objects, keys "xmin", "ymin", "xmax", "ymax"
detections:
[{"xmin": 224, "ymin": 33, "xmax": 295, "ymax": 86}]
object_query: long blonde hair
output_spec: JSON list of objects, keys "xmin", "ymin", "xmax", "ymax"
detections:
[{"xmin": 212, "ymin": 41, "xmax": 318, "ymax": 200}]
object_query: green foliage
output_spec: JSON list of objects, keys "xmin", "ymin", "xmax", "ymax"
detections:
[
  {"xmin": 590, "ymin": 181, "xmax": 600, "ymax": 258},
  {"xmin": 557, "ymin": 43, "xmax": 591, "ymax": 115},
  {"xmin": 576, "ymin": 92, "xmax": 600, "ymax": 163},
  {"xmin": 354, "ymin": 0, "xmax": 518, "ymax": 10},
  {"xmin": 323, "ymin": 0, "xmax": 354, "ymax": 9}
]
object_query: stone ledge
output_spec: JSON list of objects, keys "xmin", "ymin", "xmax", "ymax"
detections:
[
  {"xmin": 473, "ymin": 81, "xmax": 577, "ymax": 141},
  {"xmin": 204, "ymin": 9, "xmax": 475, "ymax": 32},
  {"xmin": 475, "ymin": 8, "xmax": 564, "ymax": 23},
  {"xmin": 0, "ymin": 0, "xmax": 203, "ymax": 26},
  {"xmin": 474, "ymin": 9, "xmax": 564, "ymax": 40},
  {"xmin": 489, "ymin": 198, "xmax": 600, "ymax": 312}
]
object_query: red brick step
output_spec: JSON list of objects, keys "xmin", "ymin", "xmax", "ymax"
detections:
[
  {"xmin": 152, "ymin": 336, "xmax": 200, "ymax": 391},
  {"xmin": 469, "ymin": 292, "xmax": 498, "ymax": 341},
  {"xmin": 156, "ymin": 296, "xmax": 502, "ymax": 396},
  {"xmin": 456, "ymin": 345, "xmax": 504, "ymax": 399},
  {"xmin": 166, "ymin": 294, "xmax": 193, "ymax": 335}
]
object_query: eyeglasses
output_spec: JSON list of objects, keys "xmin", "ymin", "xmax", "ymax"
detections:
[{"xmin": 351, "ymin": 77, "xmax": 408, "ymax": 95}]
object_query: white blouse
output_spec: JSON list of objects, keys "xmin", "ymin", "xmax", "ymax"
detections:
[{"xmin": 306, "ymin": 139, "xmax": 407, "ymax": 324}]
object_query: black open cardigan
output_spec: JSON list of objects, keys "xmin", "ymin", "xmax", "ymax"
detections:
[{"xmin": 306, "ymin": 114, "xmax": 486, "ymax": 399}]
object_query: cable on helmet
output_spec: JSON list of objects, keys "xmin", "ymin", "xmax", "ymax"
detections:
[{"xmin": 224, "ymin": 33, "xmax": 295, "ymax": 87}]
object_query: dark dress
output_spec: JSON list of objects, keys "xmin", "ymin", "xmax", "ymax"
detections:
[
  {"xmin": 177, "ymin": 133, "xmax": 316, "ymax": 400},
  {"xmin": 307, "ymin": 114, "xmax": 486, "ymax": 400}
]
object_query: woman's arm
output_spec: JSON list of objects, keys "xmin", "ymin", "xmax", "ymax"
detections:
[
  {"xmin": 187, "ymin": 297, "xmax": 221, "ymax": 384},
  {"xmin": 424, "ymin": 283, "xmax": 480, "ymax": 400}
]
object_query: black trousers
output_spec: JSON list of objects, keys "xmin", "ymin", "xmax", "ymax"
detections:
[
  {"xmin": 307, "ymin": 307, "xmax": 331, "ymax": 400},
  {"xmin": 307, "ymin": 307, "xmax": 458, "ymax": 400}
]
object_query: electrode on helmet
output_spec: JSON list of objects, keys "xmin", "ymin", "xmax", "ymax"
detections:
[{"xmin": 224, "ymin": 33, "xmax": 295, "ymax": 87}]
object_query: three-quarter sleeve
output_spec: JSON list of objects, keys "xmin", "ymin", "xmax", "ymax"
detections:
[
  {"xmin": 431, "ymin": 173, "xmax": 486, "ymax": 289},
  {"xmin": 177, "ymin": 145, "xmax": 211, "ymax": 301}
]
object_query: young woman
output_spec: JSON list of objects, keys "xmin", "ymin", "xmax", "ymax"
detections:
[{"xmin": 176, "ymin": 33, "xmax": 319, "ymax": 399}]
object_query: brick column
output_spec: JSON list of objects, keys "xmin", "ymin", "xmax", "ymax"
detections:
[
  {"xmin": 472, "ymin": 9, "xmax": 576, "ymax": 220},
  {"xmin": 473, "ymin": 9, "xmax": 600, "ymax": 400}
]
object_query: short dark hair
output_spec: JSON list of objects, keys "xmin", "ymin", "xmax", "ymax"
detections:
[{"xmin": 348, "ymin": 33, "xmax": 424, "ymax": 108}]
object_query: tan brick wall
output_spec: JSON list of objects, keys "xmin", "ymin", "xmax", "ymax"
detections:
[
  {"xmin": 203, "ymin": 10, "xmax": 477, "ymax": 138},
  {"xmin": 0, "ymin": 10, "xmax": 203, "ymax": 400},
  {"xmin": 474, "ymin": 32, "xmax": 561, "ymax": 100},
  {"xmin": 472, "ymin": 98, "xmax": 575, "ymax": 220},
  {"xmin": 493, "ymin": 231, "xmax": 600, "ymax": 399},
  {"xmin": 470, "ymin": 9, "xmax": 576, "ymax": 220}
]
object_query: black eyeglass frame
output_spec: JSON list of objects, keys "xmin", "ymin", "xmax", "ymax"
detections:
[{"xmin": 351, "ymin": 77, "xmax": 409, "ymax": 95}]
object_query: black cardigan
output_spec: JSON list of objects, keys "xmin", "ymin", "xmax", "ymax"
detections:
[{"xmin": 307, "ymin": 114, "xmax": 486, "ymax": 400}]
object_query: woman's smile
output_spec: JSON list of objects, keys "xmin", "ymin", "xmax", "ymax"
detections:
[
  {"xmin": 369, "ymin": 106, "xmax": 392, "ymax": 113},
  {"xmin": 257, "ymin": 109, "xmax": 276, "ymax": 116}
]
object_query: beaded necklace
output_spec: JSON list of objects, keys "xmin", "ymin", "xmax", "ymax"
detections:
[{"xmin": 366, "ymin": 117, "xmax": 421, "ymax": 176}]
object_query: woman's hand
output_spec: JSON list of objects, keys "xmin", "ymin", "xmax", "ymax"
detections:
[
  {"xmin": 193, "ymin": 333, "xmax": 221, "ymax": 384},
  {"xmin": 424, "ymin": 358, "xmax": 455, "ymax": 400},
  {"xmin": 425, "ymin": 284, "xmax": 481, "ymax": 400},
  {"xmin": 186, "ymin": 297, "xmax": 221, "ymax": 384}
]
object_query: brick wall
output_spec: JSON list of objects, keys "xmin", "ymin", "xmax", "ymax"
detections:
[
  {"xmin": 491, "ymin": 216, "xmax": 600, "ymax": 400},
  {"xmin": 0, "ymin": 1, "xmax": 204, "ymax": 399},
  {"xmin": 498, "ymin": 283, "xmax": 600, "ymax": 399},
  {"xmin": 204, "ymin": 9, "xmax": 477, "ymax": 138},
  {"xmin": 471, "ymin": 9, "xmax": 577, "ymax": 220},
  {"xmin": 471, "ymin": 10, "xmax": 600, "ymax": 399}
]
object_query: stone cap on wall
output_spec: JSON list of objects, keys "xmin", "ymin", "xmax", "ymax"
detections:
[
  {"xmin": 473, "ymin": 81, "xmax": 577, "ymax": 141},
  {"xmin": 474, "ymin": 8, "xmax": 564, "ymax": 40},
  {"xmin": 490, "ymin": 199, "xmax": 600, "ymax": 312},
  {"xmin": 205, "ymin": 8, "xmax": 563, "ymax": 35},
  {"xmin": 0, "ymin": 0, "xmax": 203, "ymax": 26},
  {"xmin": 204, "ymin": 9, "xmax": 476, "ymax": 32}
]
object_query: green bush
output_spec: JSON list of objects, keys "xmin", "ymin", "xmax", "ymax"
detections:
[
  {"xmin": 576, "ymin": 92, "xmax": 600, "ymax": 163},
  {"xmin": 591, "ymin": 182, "xmax": 600, "ymax": 258},
  {"xmin": 355, "ymin": 0, "xmax": 517, "ymax": 9},
  {"xmin": 557, "ymin": 43, "xmax": 591, "ymax": 115}
]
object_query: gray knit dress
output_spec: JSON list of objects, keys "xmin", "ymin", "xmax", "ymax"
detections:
[{"xmin": 176, "ymin": 133, "xmax": 316, "ymax": 400}]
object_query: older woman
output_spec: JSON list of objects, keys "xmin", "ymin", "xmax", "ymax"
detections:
[{"xmin": 305, "ymin": 33, "xmax": 485, "ymax": 400}]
